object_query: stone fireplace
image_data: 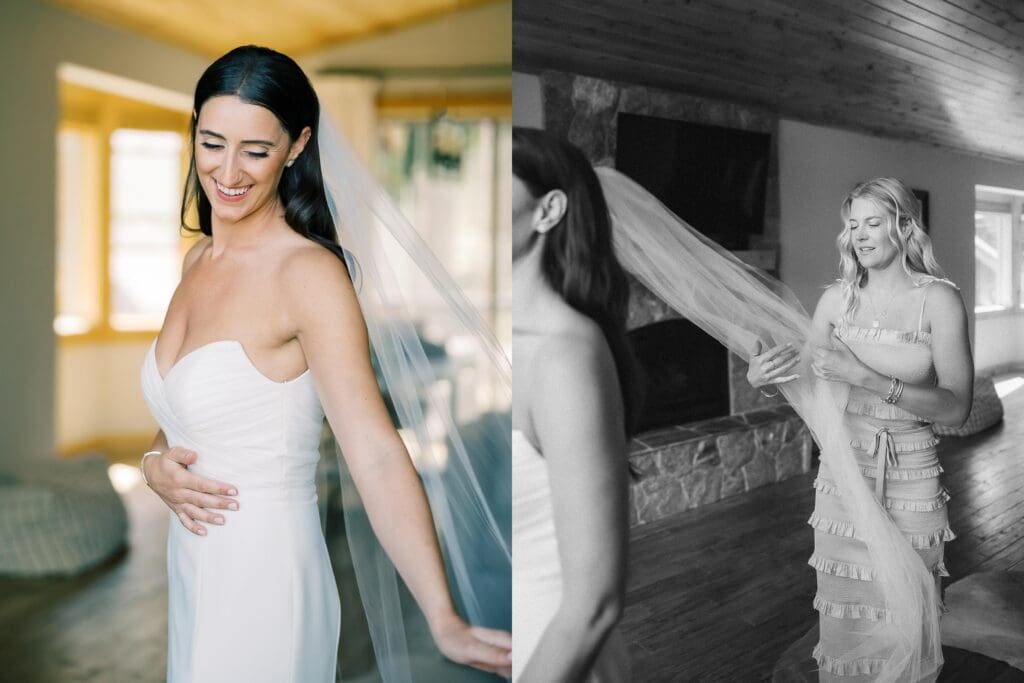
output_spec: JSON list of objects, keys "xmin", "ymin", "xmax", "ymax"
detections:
[
  {"xmin": 541, "ymin": 70, "xmax": 814, "ymax": 526},
  {"xmin": 625, "ymin": 278, "xmax": 812, "ymax": 525}
]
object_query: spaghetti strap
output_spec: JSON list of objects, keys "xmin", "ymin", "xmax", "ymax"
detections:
[
  {"xmin": 916, "ymin": 277, "xmax": 958, "ymax": 335},
  {"xmin": 917, "ymin": 283, "xmax": 930, "ymax": 335}
]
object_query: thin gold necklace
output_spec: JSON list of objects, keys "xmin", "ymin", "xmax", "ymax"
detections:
[{"xmin": 864, "ymin": 286, "xmax": 898, "ymax": 328}]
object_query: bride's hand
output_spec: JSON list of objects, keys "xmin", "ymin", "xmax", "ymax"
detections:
[
  {"xmin": 747, "ymin": 339, "xmax": 801, "ymax": 388},
  {"xmin": 430, "ymin": 612, "xmax": 512, "ymax": 678},
  {"xmin": 811, "ymin": 329, "xmax": 869, "ymax": 386},
  {"xmin": 142, "ymin": 447, "xmax": 240, "ymax": 536}
]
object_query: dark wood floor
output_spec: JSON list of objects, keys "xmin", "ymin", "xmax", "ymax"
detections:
[
  {"xmin": 0, "ymin": 483, "xmax": 169, "ymax": 682},
  {"xmin": 621, "ymin": 374, "xmax": 1024, "ymax": 682}
]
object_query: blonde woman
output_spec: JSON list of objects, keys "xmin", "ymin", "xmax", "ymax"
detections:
[{"xmin": 750, "ymin": 177, "xmax": 973, "ymax": 680}]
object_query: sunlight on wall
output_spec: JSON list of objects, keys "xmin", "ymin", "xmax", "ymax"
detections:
[{"xmin": 995, "ymin": 376, "xmax": 1024, "ymax": 399}]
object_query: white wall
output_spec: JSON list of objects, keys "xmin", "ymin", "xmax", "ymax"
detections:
[
  {"xmin": 779, "ymin": 119, "xmax": 1024, "ymax": 373},
  {"xmin": 0, "ymin": 0, "xmax": 209, "ymax": 465}
]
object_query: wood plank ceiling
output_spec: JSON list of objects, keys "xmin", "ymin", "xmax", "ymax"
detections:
[
  {"xmin": 47, "ymin": 0, "xmax": 500, "ymax": 58},
  {"xmin": 513, "ymin": 0, "xmax": 1024, "ymax": 163}
]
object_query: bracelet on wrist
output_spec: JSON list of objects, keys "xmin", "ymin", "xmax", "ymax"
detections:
[
  {"xmin": 140, "ymin": 450, "xmax": 162, "ymax": 486},
  {"xmin": 759, "ymin": 386, "xmax": 779, "ymax": 398},
  {"xmin": 882, "ymin": 376, "xmax": 904, "ymax": 405}
]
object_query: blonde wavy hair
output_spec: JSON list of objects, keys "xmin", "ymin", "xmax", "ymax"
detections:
[{"xmin": 836, "ymin": 177, "xmax": 945, "ymax": 321}]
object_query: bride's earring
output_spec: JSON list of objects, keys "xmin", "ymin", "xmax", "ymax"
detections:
[{"xmin": 286, "ymin": 159, "xmax": 295, "ymax": 167}]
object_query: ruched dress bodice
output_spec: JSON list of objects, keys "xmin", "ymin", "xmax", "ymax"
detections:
[{"xmin": 141, "ymin": 339, "xmax": 340, "ymax": 683}]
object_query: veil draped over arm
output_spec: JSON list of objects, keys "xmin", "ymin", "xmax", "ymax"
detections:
[
  {"xmin": 317, "ymin": 115, "xmax": 510, "ymax": 681},
  {"xmin": 596, "ymin": 166, "xmax": 942, "ymax": 683}
]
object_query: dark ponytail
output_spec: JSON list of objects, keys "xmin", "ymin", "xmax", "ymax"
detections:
[{"xmin": 513, "ymin": 127, "xmax": 643, "ymax": 436}]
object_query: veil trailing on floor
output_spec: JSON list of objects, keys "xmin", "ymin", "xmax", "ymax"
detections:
[
  {"xmin": 316, "ymin": 115, "xmax": 510, "ymax": 681},
  {"xmin": 596, "ymin": 167, "xmax": 942, "ymax": 683}
]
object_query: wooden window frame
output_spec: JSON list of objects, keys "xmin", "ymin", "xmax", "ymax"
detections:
[{"xmin": 57, "ymin": 83, "xmax": 192, "ymax": 345}]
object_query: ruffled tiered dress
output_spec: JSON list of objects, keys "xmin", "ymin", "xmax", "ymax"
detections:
[{"xmin": 809, "ymin": 285, "xmax": 954, "ymax": 680}]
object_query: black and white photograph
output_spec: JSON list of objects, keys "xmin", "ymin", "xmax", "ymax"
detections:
[{"xmin": 513, "ymin": 1, "xmax": 1024, "ymax": 681}]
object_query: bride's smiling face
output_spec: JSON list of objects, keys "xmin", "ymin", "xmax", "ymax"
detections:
[{"xmin": 194, "ymin": 95, "xmax": 309, "ymax": 223}]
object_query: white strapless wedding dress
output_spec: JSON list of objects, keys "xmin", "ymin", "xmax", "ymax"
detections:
[
  {"xmin": 141, "ymin": 339, "xmax": 340, "ymax": 683},
  {"xmin": 511, "ymin": 430, "xmax": 629, "ymax": 682}
]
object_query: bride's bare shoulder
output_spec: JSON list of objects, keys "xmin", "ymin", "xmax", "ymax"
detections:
[
  {"xmin": 533, "ymin": 309, "xmax": 613, "ymax": 381},
  {"xmin": 277, "ymin": 239, "xmax": 355, "ymax": 312},
  {"xmin": 182, "ymin": 235, "xmax": 211, "ymax": 275}
]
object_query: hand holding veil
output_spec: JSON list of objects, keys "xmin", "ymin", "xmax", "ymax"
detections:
[
  {"xmin": 596, "ymin": 167, "xmax": 942, "ymax": 683},
  {"xmin": 316, "ymin": 114, "xmax": 511, "ymax": 681}
]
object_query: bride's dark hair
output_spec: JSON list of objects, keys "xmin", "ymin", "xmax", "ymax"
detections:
[
  {"xmin": 181, "ymin": 45, "xmax": 350, "ymax": 269},
  {"xmin": 512, "ymin": 127, "xmax": 642, "ymax": 436}
]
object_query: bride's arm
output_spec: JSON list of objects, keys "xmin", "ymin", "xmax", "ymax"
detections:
[
  {"xmin": 281, "ymin": 246, "xmax": 511, "ymax": 677},
  {"xmin": 518, "ymin": 325, "xmax": 629, "ymax": 682}
]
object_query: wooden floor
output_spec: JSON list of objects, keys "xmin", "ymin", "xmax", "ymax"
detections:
[
  {"xmin": 621, "ymin": 374, "xmax": 1024, "ymax": 682},
  {"xmin": 0, "ymin": 483, "xmax": 169, "ymax": 682}
]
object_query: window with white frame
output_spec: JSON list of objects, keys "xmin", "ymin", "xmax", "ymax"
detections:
[{"xmin": 974, "ymin": 186, "xmax": 1024, "ymax": 313}]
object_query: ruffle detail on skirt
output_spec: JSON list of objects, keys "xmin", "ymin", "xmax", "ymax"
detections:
[
  {"xmin": 812, "ymin": 478, "xmax": 840, "ymax": 496},
  {"xmin": 812, "ymin": 642, "xmax": 887, "ymax": 676},
  {"xmin": 908, "ymin": 526, "xmax": 956, "ymax": 549},
  {"xmin": 885, "ymin": 489, "xmax": 950, "ymax": 512},
  {"xmin": 807, "ymin": 511, "xmax": 857, "ymax": 539},
  {"xmin": 813, "ymin": 595, "xmax": 894, "ymax": 622},
  {"xmin": 934, "ymin": 559, "xmax": 950, "ymax": 578},
  {"xmin": 807, "ymin": 553, "xmax": 875, "ymax": 581},
  {"xmin": 858, "ymin": 463, "xmax": 943, "ymax": 480},
  {"xmin": 849, "ymin": 435, "xmax": 939, "ymax": 454}
]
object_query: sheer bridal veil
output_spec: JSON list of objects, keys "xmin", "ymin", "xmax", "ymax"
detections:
[
  {"xmin": 596, "ymin": 167, "xmax": 941, "ymax": 683},
  {"xmin": 316, "ymin": 114, "xmax": 510, "ymax": 681}
]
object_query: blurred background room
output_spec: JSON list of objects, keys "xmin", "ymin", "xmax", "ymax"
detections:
[{"xmin": 0, "ymin": 0, "xmax": 510, "ymax": 680}]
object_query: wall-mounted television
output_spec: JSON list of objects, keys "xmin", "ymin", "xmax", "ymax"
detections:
[{"xmin": 615, "ymin": 113, "xmax": 771, "ymax": 250}]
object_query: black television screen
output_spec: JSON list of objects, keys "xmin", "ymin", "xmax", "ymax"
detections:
[{"xmin": 615, "ymin": 113, "xmax": 771, "ymax": 250}]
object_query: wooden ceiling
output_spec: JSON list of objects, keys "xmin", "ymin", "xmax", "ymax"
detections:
[
  {"xmin": 48, "ymin": 0, "xmax": 500, "ymax": 58},
  {"xmin": 514, "ymin": 0, "xmax": 1024, "ymax": 163}
]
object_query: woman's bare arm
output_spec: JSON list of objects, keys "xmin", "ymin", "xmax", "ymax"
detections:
[
  {"xmin": 518, "ymin": 324, "xmax": 629, "ymax": 682},
  {"xmin": 811, "ymin": 283, "xmax": 973, "ymax": 427},
  {"xmin": 843, "ymin": 283, "xmax": 973, "ymax": 426},
  {"xmin": 281, "ymin": 246, "xmax": 510, "ymax": 676}
]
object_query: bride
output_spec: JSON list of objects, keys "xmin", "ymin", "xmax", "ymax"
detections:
[
  {"xmin": 139, "ymin": 45, "xmax": 511, "ymax": 682},
  {"xmin": 511, "ymin": 127, "xmax": 635, "ymax": 681}
]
